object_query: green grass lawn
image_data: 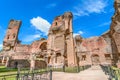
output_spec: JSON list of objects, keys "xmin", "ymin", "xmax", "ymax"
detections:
[
  {"xmin": 0, "ymin": 66, "xmax": 89, "ymax": 75},
  {"xmin": 0, "ymin": 66, "xmax": 17, "ymax": 73},
  {"xmin": 0, "ymin": 66, "xmax": 17, "ymax": 80},
  {"xmin": 0, "ymin": 66, "xmax": 5, "ymax": 68}
]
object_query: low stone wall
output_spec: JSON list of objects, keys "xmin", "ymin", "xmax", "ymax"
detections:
[{"xmin": 8, "ymin": 59, "xmax": 30, "ymax": 68}]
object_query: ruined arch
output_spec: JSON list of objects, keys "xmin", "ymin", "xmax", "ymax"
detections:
[
  {"xmin": 55, "ymin": 53, "xmax": 64, "ymax": 64},
  {"xmin": 35, "ymin": 54, "xmax": 47, "ymax": 69},
  {"xmin": 7, "ymin": 35, "xmax": 10, "ymax": 39},
  {"xmin": 39, "ymin": 42, "xmax": 47, "ymax": 51},
  {"xmin": 91, "ymin": 54, "xmax": 100, "ymax": 65},
  {"xmin": 13, "ymin": 33, "xmax": 16, "ymax": 39}
]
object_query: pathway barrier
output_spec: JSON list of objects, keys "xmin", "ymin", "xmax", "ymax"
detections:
[
  {"xmin": 0, "ymin": 68, "xmax": 52, "ymax": 80},
  {"xmin": 101, "ymin": 65, "xmax": 120, "ymax": 80},
  {"xmin": 50, "ymin": 65, "xmax": 91, "ymax": 73}
]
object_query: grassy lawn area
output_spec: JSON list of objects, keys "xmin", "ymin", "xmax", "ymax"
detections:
[
  {"xmin": 0, "ymin": 66, "xmax": 5, "ymax": 68},
  {"xmin": 0, "ymin": 66, "xmax": 90, "ymax": 75},
  {"xmin": 0, "ymin": 66, "xmax": 17, "ymax": 73},
  {"xmin": 0, "ymin": 66, "xmax": 17, "ymax": 75},
  {"xmin": 0, "ymin": 75, "xmax": 17, "ymax": 80},
  {"xmin": 0, "ymin": 66, "xmax": 17, "ymax": 80}
]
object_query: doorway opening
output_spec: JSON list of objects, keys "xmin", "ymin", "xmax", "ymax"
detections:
[{"xmin": 91, "ymin": 54, "xmax": 100, "ymax": 65}]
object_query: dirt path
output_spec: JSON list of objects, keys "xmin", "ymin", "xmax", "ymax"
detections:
[{"xmin": 52, "ymin": 66, "xmax": 109, "ymax": 80}]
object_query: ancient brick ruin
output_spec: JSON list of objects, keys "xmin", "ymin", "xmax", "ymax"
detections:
[{"xmin": 0, "ymin": 0, "xmax": 120, "ymax": 69}]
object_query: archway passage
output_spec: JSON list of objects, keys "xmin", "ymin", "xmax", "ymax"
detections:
[
  {"xmin": 55, "ymin": 53, "xmax": 62, "ymax": 64},
  {"xmin": 14, "ymin": 61, "xmax": 18, "ymax": 68},
  {"xmin": 91, "ymin": 54, "xmax": 100, "ymax": 65},
  {"xmin": 35, "ymin": 55, "xmax": 47, "ymax": 69},
  {"xmin": 54, "ymin": 53, "xmax": 64, "ymax": 68}
]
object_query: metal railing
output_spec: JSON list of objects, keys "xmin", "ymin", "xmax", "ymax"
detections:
[
  {"xmin": 0, "ymin": 68, "xmax": 52, "ymax": 80},
  {"xmin": 0, "ymin": 65, "xmax": 91, "ymax": 80},
  {"xmin": 49, "ymin": 65, "xmax": 91, "ymax": 73},
  {"xmin": 101, "ymin": 65, "xmax": 120, "ymax": 80}
]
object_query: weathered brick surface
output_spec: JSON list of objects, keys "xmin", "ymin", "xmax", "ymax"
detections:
[
  {"xmin": 109, "ymin": 0, "xmax": 120, "ymax": 67},
  {"xmin": 75, "ymin": 36, "xmax": 112, "ymax": 66},
  {"xmin": 1, "ymin": 1, "xmax": 120, "ymax": 68}
]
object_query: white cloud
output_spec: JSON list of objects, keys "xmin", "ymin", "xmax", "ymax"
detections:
[
  {"xmin": 30, "ymin": 16, "xmax": 51, "ymax": 35},
  {"xmin": 99, "ymin": 21, "xmax": 111, "ymax": 27},
  {"xmin": 73, "ymin": 31, "xmax": 84, "ymax": 37},
  {"xmin": 73, "ymin": 10, "xmax": 89, "ymax": 17},
  {"xmin": 79, "ymin": 31, "xmax": 84, "ymax": 35},
  {"xmin": 0, "ymin": 44, "xmax": 3, "ymax": 50},
  {"xmin": 84, "ymin": 0, "xmax": 106, "ymax": 13},
  {"xmin": 73, "ymin": 0, "xmax": 107, "ymax": 17},
  {"xmin": 73, "ymin": 33, "xmax": 79, "ymax": 37},
  {"xmin": 23, "ymin": 34, "xmax": 41, "ymax": 42}
]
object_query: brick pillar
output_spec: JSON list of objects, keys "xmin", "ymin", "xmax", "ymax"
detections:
[
  {"xmin": 53, "ymin": 55, "xmax": 56, "ymax": 67},
  {"xmin": 66, "ymin": 33, "xmax": 77, "ymax": 67},
  {"xmin": 2, "ymin": 56, "xmax": 5, "ymax": 64},
  {"xmin": 5, "ymin": 57, "xmax": 9, "ymax": 67},
  {"xmin": 30, "ymin": 59, "xmax": 35, "ymax": 71}
]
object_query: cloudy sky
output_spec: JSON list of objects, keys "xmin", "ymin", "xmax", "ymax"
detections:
[{"xmin": 0, "ymin": 0, "xmax": 114, "ymax": 50}]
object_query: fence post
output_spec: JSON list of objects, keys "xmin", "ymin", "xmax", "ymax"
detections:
[
  {"xmin": 16, "ymin": 67, "xmax": 20, "ymax": 80},
  {"xmin": 50, "ymin": 70, "xmax": 52, "ymax": 80},
  {"xmin": 82, "ymin": 66, "xmax": 84, "ymax": 70},
  {"xmin": 77, "ymin": 65, "xmax": 80, "ymax": 72},
  {"xmin": 2, "ymin": 76, "xmax": 6, "ymax": 80},
  {"xmin": 114, "ymin": 70, "xmax": 118, "ymax": 80},
  {"xmin": 32, "ymin": 69, "xmax": 34, "ymax": 80},
  {"xmin": 63, "ymin": 65, "xmax": 65, "ymax": 72}
]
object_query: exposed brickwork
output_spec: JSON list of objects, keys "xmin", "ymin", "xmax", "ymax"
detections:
[
  {"xmin": 75, "ymin": 36, "xmax": 112, "ymax": 66},
  {"xmin": 47, "ymin": 12, "xmax": 76, "ymax": 67},
  {"xmin": 0, "ymin": 1, "xmax": 120, "ymax": 68},
  {"xmin": 3, "ymin": 20, "xmax": 21, "ymax": 51},
  {"xmin": 109, "ymin": 0, "xmax": 120, "ymax": 67}
]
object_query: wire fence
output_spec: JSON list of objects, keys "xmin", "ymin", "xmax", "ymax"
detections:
[{"xmin": 0, "ymin": 65, "xmax": 91, "ymax": 80}]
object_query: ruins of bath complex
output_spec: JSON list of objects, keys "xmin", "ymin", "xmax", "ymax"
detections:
[{"xmin": 0, "ymin": 0, "xmax": 120, "ymax": 69}]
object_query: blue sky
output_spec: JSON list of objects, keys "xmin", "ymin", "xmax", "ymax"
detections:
[{"xmin": 0, "ymin": 0, "xmax": 114, "ymax": 50}]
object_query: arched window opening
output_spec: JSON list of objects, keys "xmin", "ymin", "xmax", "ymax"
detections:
[
  {"xmin": 7, "ymin": 35, "xmax": 10, "ymax": 39},
  {"xmin": 55, "ymin": 22, "xmax": 57, "ymax": 26},
  {"xmin": 56, "ymin": 53, "xmax": 61, "ymax": 57},
  {"xmin": 13, "ymin": 34, "xmax": 16, "ymax": 38},
  {"xmin": 91, "ymin": 54, "xmax": 100, "ymax": 65},
  {"xmin": 81, "ymin": 55, "xmax": 86, "ymax": 61},
  {"xmin": 39, "ymin": 42, "xmax": 47, "ymax": 51},
  {"xmin": 105, "ymin": 54, "xmax": 111, "ymax": 60},
  {"xmin": 55, "ymin": 53, "xmax": 62, "ymax": 63}
]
